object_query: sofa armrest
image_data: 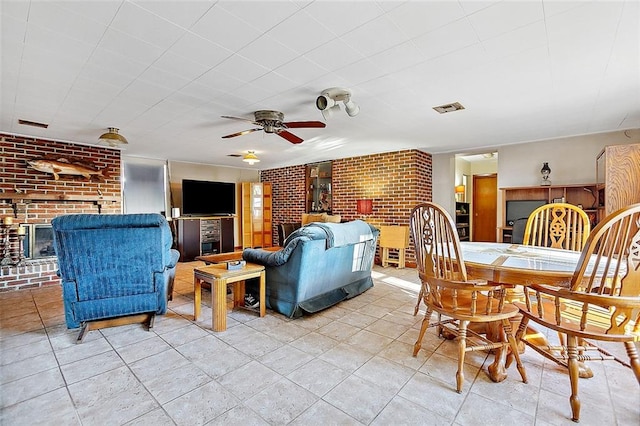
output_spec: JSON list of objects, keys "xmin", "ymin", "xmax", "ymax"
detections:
[
  {"xmin": 243, "ymin": 237, "xmax": 307, "ymax": 266},
  {"xmin": 167, "ymin": 249, "xmax": 180, "ymax": 269}
]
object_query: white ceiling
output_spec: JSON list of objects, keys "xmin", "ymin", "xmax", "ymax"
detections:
[{"xmin": 2, "ymin": 1, "xmax": 638, "ymax": 169}]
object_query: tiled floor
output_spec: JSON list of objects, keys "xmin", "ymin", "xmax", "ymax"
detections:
[{"xmin": 1, "ymin": 262, "xmax": 638, "ymax": 425}]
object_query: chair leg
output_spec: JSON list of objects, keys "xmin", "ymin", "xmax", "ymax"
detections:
[
  {"xmin": 506, "ymin": 315, "xmax": 529, "ymax": 368},
  {"xmin": 76, "ymin": 322, "xmax": 90, "ymax": 344},
  {"xmin": 147, "ymin": 313, "xmax": 156, "ymax": 330},
  {"xmin": 566, "ymin": 334, "xmax": 581, "ymax": 422},
  {"xmin": 456, "ymin": 320, "xmax": 468, "ymax": 393},
  {"xmin": 413, "ymin": 306, "xmax": 433, "ymax": 356},
  {"xmin": 413, "ymin": 285, "xmax": 424, "ymax": 316},
  {"xmin": 502, "ymin": 318, "xmax": 527, "ymax": 384},
  {"xmin": 624, "ymin": 341, "xmax": 640, "ymax": 384}
]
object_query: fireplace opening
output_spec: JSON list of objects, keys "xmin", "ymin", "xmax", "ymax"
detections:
[{"xmin": 21, "ymin": 224, "xmax": 56, "ymax": 259}]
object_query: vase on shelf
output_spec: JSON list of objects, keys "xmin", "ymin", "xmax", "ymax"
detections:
[{"xmin": 540, "ymin": 162, "xmax": 551, "ymax": 186}]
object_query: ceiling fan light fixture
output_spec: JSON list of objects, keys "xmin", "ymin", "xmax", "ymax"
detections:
[
  {"xmin": 99, "ymin": 127, "xmax": 128, "ymax": 146},
  {"xmin": 243, "ymin": 151, "xmax": 260, "ymax": 165}
]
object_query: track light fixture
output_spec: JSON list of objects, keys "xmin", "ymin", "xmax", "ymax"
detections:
[{"xmin": 316, "ymin": 88, "xmax": 359, "ymax": 119}]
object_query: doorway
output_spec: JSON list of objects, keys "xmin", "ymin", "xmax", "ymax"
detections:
[{"xmin": 472, "ymin": 174, "xmax": 497, "ymax": 242}]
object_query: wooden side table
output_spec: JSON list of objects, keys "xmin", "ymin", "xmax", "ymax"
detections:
[{"xmin": 193, "ymin": 262, "xmax": 265, "ymax": 331}]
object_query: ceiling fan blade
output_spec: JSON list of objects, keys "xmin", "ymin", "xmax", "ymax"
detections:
[
  {"xmin": 277, "ymin": 130, "xmax": 304, "ymax": 144},
  {"xmin": 221, "ymin": 128, "xmax": 263, "ymax": 138},
  {"xmin": 221, "ymin": 115, "xmax": 260, "ymax": 126},
  {"xmin": 283, "ymin": 121, "xmax": 326, "ymax": 129}
]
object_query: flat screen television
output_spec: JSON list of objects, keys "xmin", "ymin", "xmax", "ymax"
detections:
[
  {"xmin": 181, "ymin": 179, "xmax": 235, "ymax": 216},
  {"xmin": 505, "ymin": 200, "xmax": 547, "ymax": 226}
]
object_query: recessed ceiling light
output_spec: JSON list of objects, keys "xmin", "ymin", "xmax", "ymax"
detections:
[
  {"xmin": 18, "ymin": 119, "xmax": 49, "ymax": 128},
  {"xmin": 433, "ymin": 102, "xmax": 465, "ymax": 114}
]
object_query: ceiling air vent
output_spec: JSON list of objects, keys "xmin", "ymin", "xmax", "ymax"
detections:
[
  {"xmin": 227, "ymin": 154, "xmax": 242, "ymax": 158},
  {"xmin": 433, "ymin": 102, "xmax": 465, "ymax": 114},
  {"xmin": 18, "ymin": 119, "xmax": 49, "ymax": 128}
]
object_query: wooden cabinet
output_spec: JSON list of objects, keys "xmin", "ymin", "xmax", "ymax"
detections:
[
  {"xmin": 455, "ymin": 202, "xmax": 470, "ymax": 241},
  {"xmin": 500, "ymin": 183, "xmax": 599, "ymax": 242},
  {"xmin": 177, "ymin": 217, "xmax": 234, "ymax": 261},
  {"xmin": 596, "ymin": 143, "xmax": 640, "ymax": 221},
  {"xmin": 241, "ymin": 182, "xmax": 272, "ymax": 249},
  {"xmin": 306, "ymin": 161, "xmax": 332, "ymax": 213}
]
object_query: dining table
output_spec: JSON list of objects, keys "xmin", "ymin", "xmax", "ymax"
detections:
[{"xmin": 455, "ymin": 241, "xmax": 594, "ymax": 382}]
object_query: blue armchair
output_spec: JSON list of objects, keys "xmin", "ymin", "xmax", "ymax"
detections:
[
  {"xmin": 51, "ymin": 213, "xmax": 180, "ymax": 341},
  {"xmin": 243, "ymin": 220, "xmax": 379, "ymax": 318}
]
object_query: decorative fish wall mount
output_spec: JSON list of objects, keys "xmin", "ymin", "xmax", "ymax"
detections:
[{"xmin": 27, "ymin": 157, "xmax": 110, "ymax": 181}]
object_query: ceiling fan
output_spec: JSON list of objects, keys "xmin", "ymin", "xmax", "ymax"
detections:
[{"xmin": 221, "ymin": 110, "xmax": 326, "ymax": 144}]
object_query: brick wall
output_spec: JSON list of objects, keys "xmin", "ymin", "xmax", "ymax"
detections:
[
  {"xmin": 1, "ymin": 133, "xmax": 122, "ymax": 291},
  {"xmin": 261, "ymin": 149, "xmax": 432, "ymax": 263},
  {"xmin": 260, "ymin": 164, "xmax": 307, "ymax": 243}
]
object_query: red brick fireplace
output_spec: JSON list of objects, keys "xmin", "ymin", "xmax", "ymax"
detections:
[{"xmin": 0, "ymin": 133, "xmax": 122, "ymax": 291}]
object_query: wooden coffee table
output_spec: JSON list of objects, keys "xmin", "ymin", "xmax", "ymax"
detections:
[
  {"xmin": 196, "ymin": 251, "xmax": 244, "ymax": 264},
  {"xmin": 193, "ymin": 262, "xmax": 265, "ymax": 332}
]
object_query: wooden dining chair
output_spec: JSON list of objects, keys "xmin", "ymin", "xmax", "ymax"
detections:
[
  {"xmin": 409, "ymin": 202, "xmax": 527, "ymax": 393},
  {"xmin": 523, "ymin": 203, "xmax": 592, "ymax": 349},
  {"xmin": 511, "ymin": 203, "xmax": 640, "ymax": 422},
  {"xmin": 523, "ymin": 202, "xmax": 591, "ymax": 251}
]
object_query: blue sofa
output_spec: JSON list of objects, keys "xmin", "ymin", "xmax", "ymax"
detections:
[
  {"xmin": 51, "ymin": 214, "xmax": 180, "ymax": 336},
  {"xmin": 242, "ymin": 220, "xmax": 379, "ymax": 318}
]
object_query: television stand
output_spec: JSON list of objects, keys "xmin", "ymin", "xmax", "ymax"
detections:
[{"xmin": 176, "ymin": 217, "xmax": 234, "ymax": 261}]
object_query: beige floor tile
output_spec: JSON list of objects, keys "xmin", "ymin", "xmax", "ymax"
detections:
[
  {"xmin": 60, "ymin": 350, "xmax": 124, "ymax": 384},
  {"xmin": 246, "ymin": 379, "xmax": 318, "ymax": 424},
  {"xmin": 217, "ymin": 360, "xmax": 283, "ymax": 400},
  {"xmin": 286, "ymin": 358, "xmax": 350, "ymax": 397},
  {"xmin": 344, "ymin": 329, "xmax": 394, "ymax": 354},
  {"xmin": 289, "ymin": 331, "xmax": 339, "ymax": 356},
  {"xmin": 0, "ymin": 387, "xmax": 81, "ymax": 426},
  {"xmin": 206, "ymin": 403, "xmax": 270, "ymax": 425},
  {"xmin": 54, "ymin": 335, "xmax": 112, "ymax": 365},
  {"xmin": 316, "ymin": 321, "xmax": 361, "ymax": 341},
  {"xmin": 398, "ymin": 371, "xmax": 467, "ymax": 421},
  {"xmin": 0, "ymin": 262, "xmax": 637, "ymax": 425},
  {"xmin": 258, "ymin": 344, "xmax": 314, "ymax": 375},
  {"xmin": 124, "ymin": 408, "xmax": 176, "ymax": 425},
  {"xmin": 68, "ymin": 366, "xmax": 158, "ymax": 425},
  {"xmin": 163, "ymin": 380, "xmax": 239, "ymax": 426},
  {"xmin": 455, "ymin": 391, "xmax": 534, "ymax": 425},
  {"xmin": 318, "ymin": 343, "xmax": 373, "ymax": 373},
  {"xmin": 353, "ymin": 355, "xmax": 415, "ymax": 393},
  {"xmin": 0, "ymin": 350, "xmax": 58, "ymax": 385},
  {"xmin": 323, "ymin": 375, "xmax": 396, "ymax": 424},
  {"xmin": 116, "ymin": 334, "xmax": 173, "ymax": 364},
  {"xmin": 0, "ymin": 367, "xmax": 66, "ymax": 408},
  {"xmin": 0, "ymin": 335, "xmax": 52, "ymax": 366},
  {"xmin": 371, "ymin": 395, "xmax": 450, "ymax": 426},
  {"xmin": 289, "ymin": 400, "xmax": 363, "ymax": 425},
  {"xmin": 216, "ymin": 324, "xmax": 284, "ymax": 358}
]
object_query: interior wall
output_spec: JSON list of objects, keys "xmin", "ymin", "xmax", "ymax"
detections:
[
  {"xmin": 439, "ymin": 129, "xmax": 640, "ymax": 240},
  {"xmin": 168, "ymin": 161, "xmax": 260, "ymax": 248}
]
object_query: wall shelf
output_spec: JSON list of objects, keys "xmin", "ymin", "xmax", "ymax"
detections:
[
  {"xmin": 1, "ymin": 193, "xmax": 119, "ymax": 216},
  {"xmin": 455, "ymin": 201, "xmax": 470, "ymax": 241}
]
